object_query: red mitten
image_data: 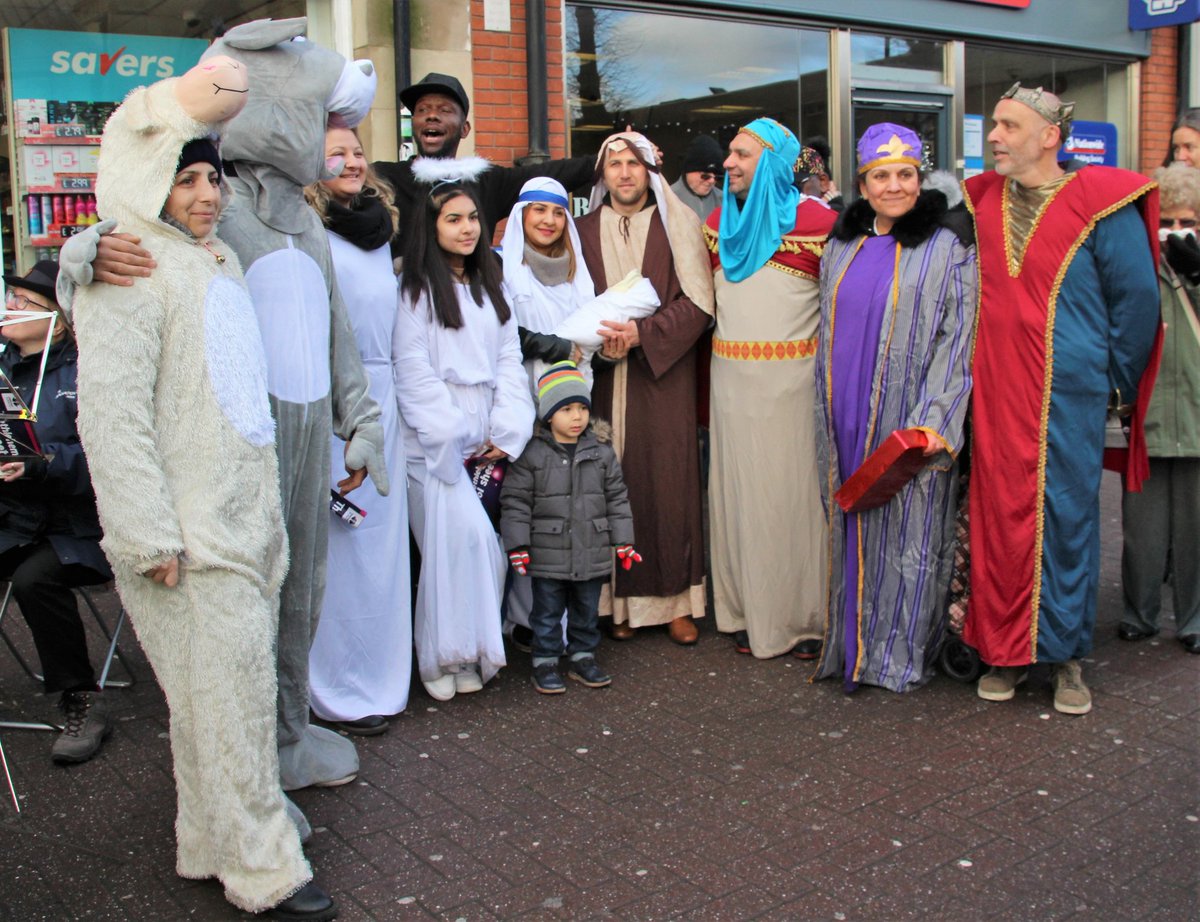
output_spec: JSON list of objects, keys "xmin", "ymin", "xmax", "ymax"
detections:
[
  {"xmin": 508, "ymin": 549, "xmax": 530, "ymax": 575},
  {"xmin": 616, "ymin": 544, "xmax": 643, "ymax": 570}
]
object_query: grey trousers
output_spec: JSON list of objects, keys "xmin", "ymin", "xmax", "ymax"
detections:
[{"xmin": 1121, "ymin": 457, "xmax": 1200, "ymax": 638}]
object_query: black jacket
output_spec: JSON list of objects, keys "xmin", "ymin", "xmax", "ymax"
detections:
[
  {"xmin": 500, "ymin": 421, "xmax": 635, "ymax": 581},
  {"xmin": 374, "ymin": 155, "xmax": 595, "ymax": 256},
  {"xmin": 0, "ymin": 339, "xmax": 110, "ymax": 577}
]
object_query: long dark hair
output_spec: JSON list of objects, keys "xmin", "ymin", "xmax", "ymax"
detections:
[{"xmin": 401, "ymin": 181, "xmax": 510, "ymax": 329}]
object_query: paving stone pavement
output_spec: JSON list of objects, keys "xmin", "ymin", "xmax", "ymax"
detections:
[{"xmin": 1, "ymin": 474, "xmax": 1197, "ymax": 921}]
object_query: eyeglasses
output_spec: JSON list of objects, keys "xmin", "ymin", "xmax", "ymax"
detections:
[
  {"xmin": 698, "ymin": 172, "xmax": 718, "ymax": 182},
  {"xmin": 3, "ymin": 289, "xmax": 53, "ymax": 312},
  {"xmin": 1160, "ymin": 217, "xmax": 1197, "ymax": 229}
]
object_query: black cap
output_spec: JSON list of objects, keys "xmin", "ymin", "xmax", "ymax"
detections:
[
  {"xmin": 682, "ymin": 135, "xmax": 724, "ymax": 175},
  {"xmin": 400, "ymin": 73, "xmax": 470, "ymax": 117},
  {"xmin": 3, "ymin": 260, "xmax": 59, "ymax": 304}
]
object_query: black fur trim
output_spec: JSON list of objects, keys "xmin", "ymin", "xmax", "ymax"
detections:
[{"xmin": 832, "ymin": 189, "xmax": 973, "ymax": 248}]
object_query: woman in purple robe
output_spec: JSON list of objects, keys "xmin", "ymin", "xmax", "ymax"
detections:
[{"xmin": 813, "ymin": 123, "xmax": 977, "ymax": 693}]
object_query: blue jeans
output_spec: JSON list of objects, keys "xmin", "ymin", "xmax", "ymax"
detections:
[{"xmin": 530, "ymin": 576, "xmax": 605, "ymax": 659}]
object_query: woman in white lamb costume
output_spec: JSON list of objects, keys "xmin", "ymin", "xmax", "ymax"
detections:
[{"xmin": 71, "ymin": 59, "xmax": 335, "ymax": 919}]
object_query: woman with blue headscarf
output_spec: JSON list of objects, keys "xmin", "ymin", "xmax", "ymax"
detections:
[{"xmin": 813, "ymin": 122, "xmax": 977, "ymax": 693}]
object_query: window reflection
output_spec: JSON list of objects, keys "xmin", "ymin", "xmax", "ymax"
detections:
[
  {"xmin": 965, "ymin": 45, "xmax": 1125, "ymax": 169},
  {"xmin": 566, "ymin": 7, "xmax": 829, "ymax": 190},
  {"xmin": 851, "ymin": 34, "xmax": 945, "ymax": 85}
]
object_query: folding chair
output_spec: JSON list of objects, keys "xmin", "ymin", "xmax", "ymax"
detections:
[
  {"xmin": 0, "ymin": 580, "xmax": 136, "ymax": 728},
  {"xmin": 0, "ymin": 581, "xmax": 135, "ymax": 695},
  {"xmin": 0, "ymin": 580, "xmax": 134, "ymax": 813}
]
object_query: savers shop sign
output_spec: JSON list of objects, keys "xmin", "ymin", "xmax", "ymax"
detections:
[{"xmin": 7, "ymin": 29, "xmax": 208, "ymax": 102}]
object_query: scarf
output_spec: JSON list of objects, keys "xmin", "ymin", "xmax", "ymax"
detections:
[
  {"xmin": 324, "ymin": 194, "xmax": 394, "ymax": 251},
  {"xmin": 718, "ymin": 118, "xmax": 801, "ymax": 283}
]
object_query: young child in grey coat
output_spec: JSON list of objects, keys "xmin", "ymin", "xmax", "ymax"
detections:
[{"xmin": 500, "ymin": 361, "xmax": 639, "ymax": 693}]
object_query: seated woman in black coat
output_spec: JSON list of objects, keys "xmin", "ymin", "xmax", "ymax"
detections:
[{"xmin": 0, "ymin": 260, "xmax": 112, "ymax": 764}]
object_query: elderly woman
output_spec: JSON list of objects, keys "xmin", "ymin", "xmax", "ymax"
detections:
[
  {"xmin": 1119, "ymin": 162, "xmax": 1200, "ymax": 654},
  {"xmin": 812, "ymin": 123, "xmax": 977, "ymax": 693}
]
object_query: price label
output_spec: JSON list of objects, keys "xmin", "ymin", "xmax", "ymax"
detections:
[
  {"xmin": 59, "ymin": 225, "xmax": 86, "ymax": 239},
  {"xmin": 60, "ymin": 177, "xmax": 92, "ymax": 191},
  {"xmin": 53, "ymin": 125, "xmax": 87, "ymax": 138}
]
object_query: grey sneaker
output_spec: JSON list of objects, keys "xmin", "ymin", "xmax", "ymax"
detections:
[
  {"xmin": 51, "ymin": 690, "xmax": 112, "ymax": 764},
  {"xmin": 1052, "ymin": 659, "xmax": 1092, "ymax": 715},
  {"xmin": 977, "ymin": 665, "xmax": 1028, "ymax": 702}
]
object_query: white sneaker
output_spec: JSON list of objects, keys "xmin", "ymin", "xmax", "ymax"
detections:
[
  {"xmin": 422, "ymin": 672, "xmax": 456, "ymax": 701},
  {"xmin": 454, "ymin": 664, "xmax": 484, "ymax": 694}
]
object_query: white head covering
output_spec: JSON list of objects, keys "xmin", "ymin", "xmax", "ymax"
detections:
[
  {"xmin": 500, "ymin": 177, "xmax": 594, "ymax": 311},
  {"xmin": 586, "ymin": 131, "xmax": 715, "ymax": 316}
]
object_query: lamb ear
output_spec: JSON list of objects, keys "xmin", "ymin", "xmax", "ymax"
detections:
[{"xmin": 218, "ymin": 16, "xmax": 306, "ymax": 50}]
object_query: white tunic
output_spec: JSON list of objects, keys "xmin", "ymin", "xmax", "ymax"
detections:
[
  {"xmin": 393, "ymin": 283, "xmax": 534, "ymax": 683},
  {"xmin": 308, "ymin": 232, "xmax": 413, "ymax": 720}
]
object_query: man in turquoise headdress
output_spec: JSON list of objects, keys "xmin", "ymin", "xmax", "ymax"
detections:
[{"xmin": 703, "ymin": 118, "xmax": 838, "ymax": 659}]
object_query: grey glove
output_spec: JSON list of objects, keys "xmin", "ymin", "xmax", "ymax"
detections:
[
  {"xmin": 55, "ymin": 220, "xmax": 117, "ymax": 317},
  {"xmin": 344, "ymin": 420, "xmax": 389, "ymax": 496}
]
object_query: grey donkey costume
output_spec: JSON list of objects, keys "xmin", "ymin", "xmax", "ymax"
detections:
[{"xmin": 60, "ymin": 18, "xmax": 388, "ymax": 792}]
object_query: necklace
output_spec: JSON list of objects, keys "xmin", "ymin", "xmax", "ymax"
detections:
[{"xmin": 199, "ymin": 240, "xmax": 226, "ymax": 264}]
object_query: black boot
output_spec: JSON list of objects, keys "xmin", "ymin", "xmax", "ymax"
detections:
[{"xmin": 266, "ymin": 881, "xmax": 337, "ymax": 921}]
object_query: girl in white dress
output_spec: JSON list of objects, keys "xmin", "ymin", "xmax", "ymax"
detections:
[
  {"xmin": 394, "ymin": 169, "xmax": 535, "ymax": 700},
  {"xmin": 305, "ymin": 124, "xmax": 411, "ymax": 734}
]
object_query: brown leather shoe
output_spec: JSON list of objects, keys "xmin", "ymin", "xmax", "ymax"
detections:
[
  {"xmin": 610, "ymin": 621, "xmax": 636, "ymax": 641},
  {"xmin": 668, "ymin": 616, "xmax": 698, "ymax": 645}
]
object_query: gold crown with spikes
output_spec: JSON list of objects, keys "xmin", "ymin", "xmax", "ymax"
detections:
[{"xmin": 1001, "ymin": 83, "xmax": 1075, "ymax": 138}]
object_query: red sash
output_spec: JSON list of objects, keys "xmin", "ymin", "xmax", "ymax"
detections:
[{"xmin": 962, "ymin": 167, "xmax": 1157, "ymax": 663}]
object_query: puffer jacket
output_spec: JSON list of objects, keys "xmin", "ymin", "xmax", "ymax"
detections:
[
  {"xmin": 500, "ymin": 419, "xmax": 634, "ymax": 580},
  {"xmin": 0, "ymin": 338, "xmax": 111, "ymax": 577}
]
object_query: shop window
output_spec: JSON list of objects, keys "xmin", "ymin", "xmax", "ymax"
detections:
[
  {"xmin": 851, "ymin": 34, "xmax": 945, "ymax": 86},
  {"xmin": 965, "ymin": 45, "xmax": 1130, "ymax": 169},
  {"xmin": 565, "ymin": 6, "xmax": 829, "ymax": 190}
]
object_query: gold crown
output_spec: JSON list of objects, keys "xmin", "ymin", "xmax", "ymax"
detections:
[{"xmin": 1001, "ymin": 83, "xmax": 1075, "ymax": 138}]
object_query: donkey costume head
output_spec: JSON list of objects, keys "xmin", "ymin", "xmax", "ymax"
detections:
[{"xmin": 203, "ymin": 17, "xmax": 376, "ymax": 232}]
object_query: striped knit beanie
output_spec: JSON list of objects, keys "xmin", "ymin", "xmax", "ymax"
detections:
[{"xmin": 537, "ymin": 361, "xmax": 591, "ymax": 422}]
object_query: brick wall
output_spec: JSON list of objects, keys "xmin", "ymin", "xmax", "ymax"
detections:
[
  {"xmin": 1140, "ymin": 26, "xmax": 1179, "ymax": 174},
  {"xmin": 470, "ymin": 0, "xmax": 568, "ymax": 165}
]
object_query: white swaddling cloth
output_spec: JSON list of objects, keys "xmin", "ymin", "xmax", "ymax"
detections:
[{"xmin": 535, "ymin": 270, "xmax": 660, "ymax": 385}]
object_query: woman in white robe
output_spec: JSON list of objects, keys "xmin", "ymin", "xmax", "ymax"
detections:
[
  {"xmin": 394, "ymin": 170, "xmax": 535, "ymax": 700},
  {"xmin": 305, "ymin": 124, "xmax": 411, "ymax": 734}
]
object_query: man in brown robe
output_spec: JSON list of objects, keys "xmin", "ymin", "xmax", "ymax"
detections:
[{"xmin": 575, "ymin": 132, "xmax": 715, "ymax": 644}]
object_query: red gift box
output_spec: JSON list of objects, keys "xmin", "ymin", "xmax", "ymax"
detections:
[{"xmin": 834, "ymin": 428, "xmax": 930, "ymax": 514}]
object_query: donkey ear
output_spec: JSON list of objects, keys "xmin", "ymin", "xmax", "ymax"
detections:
[{"xmin": 218, "ymin": 16, "xmax": 307, "ymax": 50}]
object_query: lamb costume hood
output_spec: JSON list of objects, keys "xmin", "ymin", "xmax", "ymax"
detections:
[
  {"xmin": 72, "ymin": 59, "xmax": 312, "ymax": 912},
  {"xmin": 200, "ymin": 18, "xmax": 387, "ymax": 791}
]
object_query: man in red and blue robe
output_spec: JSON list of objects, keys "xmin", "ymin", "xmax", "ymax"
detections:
[{"xmin": 962, "ymin": 84, "xmax": 1160, "ymax": 715}]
